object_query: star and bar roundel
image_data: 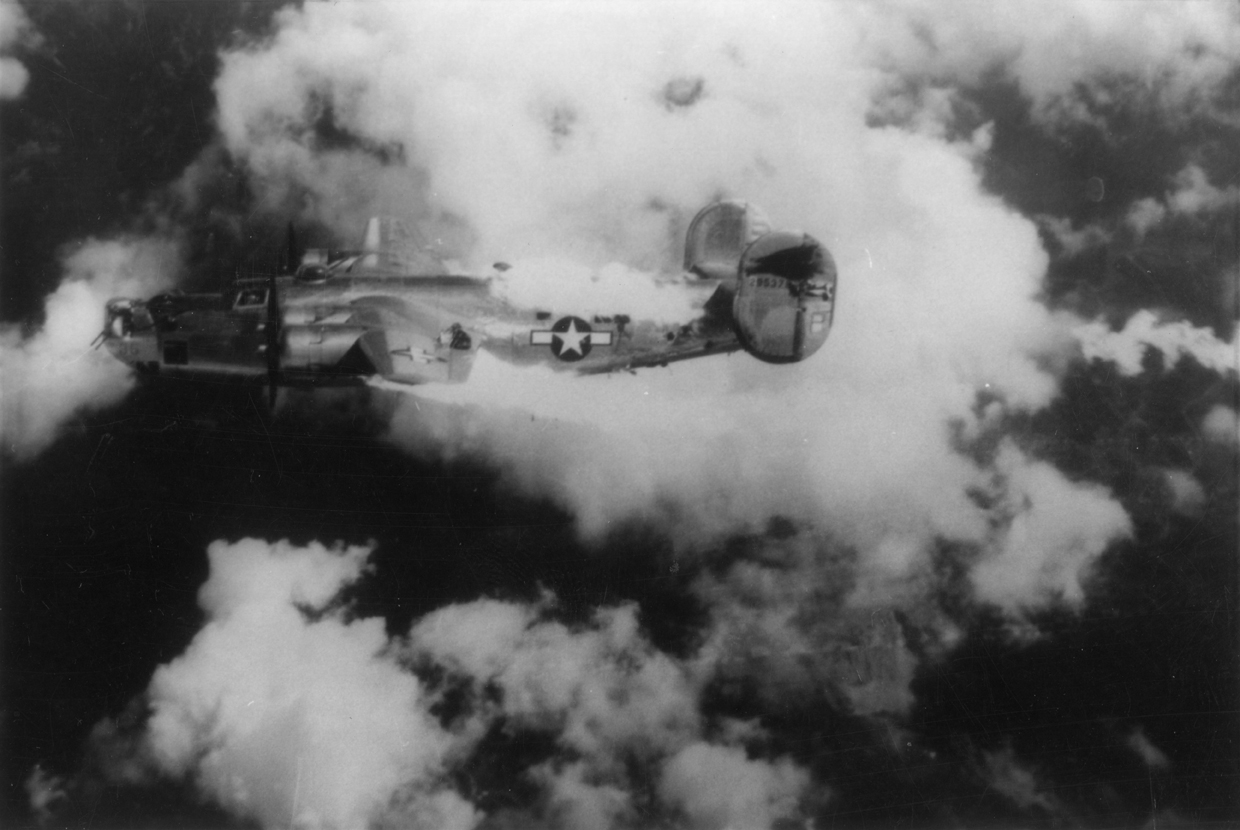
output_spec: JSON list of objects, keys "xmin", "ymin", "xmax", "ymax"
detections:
[{"xmin": 530, "ymin": 316, "xmax": 613, "ymax": 362}]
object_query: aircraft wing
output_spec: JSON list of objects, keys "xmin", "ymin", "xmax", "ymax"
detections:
[
  {"xmin": 488, "ymin": 285, "xmax": 744, "ymax": 376},
  {"xmin": 299, "ymin": 217, "xmax": 451, "ymax": 279},
  {"xmin": 339, "ymin": 295, "xmax": 479, "ymax": 384}
]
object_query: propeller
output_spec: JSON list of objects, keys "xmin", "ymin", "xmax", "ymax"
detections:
[
  {"xmin": 284, "ymin": 221, "xmax": 300, "ymax": 275},
  {"xmin": 265, "ymin": 271, "xmax": 282, "ymax": 408}
]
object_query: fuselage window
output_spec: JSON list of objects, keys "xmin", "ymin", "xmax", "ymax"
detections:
[{"xmin": 233, "ymin": 288, "xmax": 268, "ymax": 310}]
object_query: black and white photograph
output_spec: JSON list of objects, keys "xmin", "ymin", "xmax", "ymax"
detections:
[{"xmin": 1, "ymin": 1, "xmax": 1237, "ymax": 827}]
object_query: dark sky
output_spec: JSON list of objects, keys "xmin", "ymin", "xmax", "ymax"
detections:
[{"xmin": 2, "ymin": 3, "xmax": 1237, "ymax": 829}]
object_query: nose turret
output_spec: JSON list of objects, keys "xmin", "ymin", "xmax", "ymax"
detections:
[{"xmin": 101, "ymin": 298, "xmax": 160, "ymax": 369}]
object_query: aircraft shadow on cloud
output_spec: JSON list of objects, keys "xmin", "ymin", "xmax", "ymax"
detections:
[{"xmin": 98, "ymin": 201, "xmax": 838, "ymax": 405}]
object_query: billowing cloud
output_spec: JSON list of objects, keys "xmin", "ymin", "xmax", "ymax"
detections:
[
  {"xmin": 687, "ymin": 528, "xmax": 931, "ymax": 717},
  {"xmin": 65, "ymin": 539, "xmax": 822, "ymax": 829},
  {"xmin": 0, "ymin": 1, "xmax": 38, "ymax": 100},
  {"xmin": 1202, "ymin": 404, "xmax": 1239, "ymax": 446},
  {"xmin": 1, "ymin": 237, "xmax": 179, "ymax": 459},
  {"xmin": 204, "ymin": 1, "xmax": 1171, "ymax": 621},
  {"xmin": 20, "ymin": 1, "xmax": 1221, "ymax": 619},
  {"xmin": 1127, "ymin": 727, "xmax": 1171, "ymax": 770},
  {"xmin": 970, "ymin": 443, "xmax": 1133, "ymax": 610},
  {"xmin": 1160, "ymin": 468, "xmax": 1206, "ymax": 516},
  {"xmin": 93, "ymin": 538, "xmax": 474, "ymax": 830},
  {"xmin": 408, "ymin": 597, "xmax": 702, "ymax": 764},
  {"xmin": 659, "ymin": 742, "xmax": 809, "ymax": 830},
  {"xmin": 12, "ymin": 2, "xmax": 1239, "ymax": 826},
  {"xmin": 24, "ymin": 765, "xmax": 66, "ymax": 824},
  {"xmin": 408, "ymin": 594, "xmax": 810, "ymax": 826},
  {"xmin": 1126, "ymin": 163, "xmax": 1240, "ymax": 238},
  {"xmin": 979, "ymin": 744, "xmax": 1059, "ymax": 816},
  {"xmin": 1037, "ymin": 214, "xmax": 1113, "ymax": 257},
  {"xmin": 858, "ymin": 0, "xmax": 1240, "ymax": 125}
]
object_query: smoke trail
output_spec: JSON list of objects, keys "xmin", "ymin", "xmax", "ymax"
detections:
[
  {"xmin": 1076, "ymin": 310, "xmax": 1237, "ymax": 376},
  {"xmin": 1, "ymin": 236, "xmax": 179, "ymax": 459}
]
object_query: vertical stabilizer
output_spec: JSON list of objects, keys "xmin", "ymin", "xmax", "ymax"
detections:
[
  {"xmin": 361, "ymin": 217, "xmax": 382, "ymax": 268},
  {"xmin": 683, "ymin": 200, "xmax": 771, "ymax": 281}
]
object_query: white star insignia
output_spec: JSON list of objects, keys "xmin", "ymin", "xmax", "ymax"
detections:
[{"xmin": 554, "ymin": 319, "xmax": 589, "ymax": 357}]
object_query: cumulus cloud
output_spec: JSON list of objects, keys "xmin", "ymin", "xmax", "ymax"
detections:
[
  {"xmin": 62, "ymin": 539, "xmax": 825, "ymax": 829},
  {"xmin": 24, "ymin": 764, "xmax": 67, "ymax": 824},
  {"xmin": 17, "ymin": 2, "xmax": 1239, "ymax": 824},
  {"xmin": 201, "ymin": 1, "xmax": 1168, "ymax": 623},
  {"xmin": 858, "ymin": 0, "xmax": 1240, "ymax": 125},
  {"xmin": 1, "ymin": 237, "xmax": 179, "ymax": 459},
  {"xmin": 979, "ymin": 744, "xmax": 1059, "ymax": 815},
  {"xmin": 1202, "ymin": 404, "xmax": 1239, "ymax": 446},
  {"xmin": 118, "ymin": 558, "xmax": 451, "ymax": 826},
  {"xmin": 91, "ymin": 538, "xmax": 474, "ymax": 830},
  {"xmin": 971, "ymin": 443, "xmax": 1133, "ymax": 610},
  {"xmin": 0, "ymin": 1, "xmax": 38, "ymax": 100},
  {"xmin": 1160, "ymin": 469, "xmax": 1206, "ymax": 516},
  {"xmin": 1127, "ymin": 727, "xmax": 1171, "ymax": 770},
  {"xmin": 1076, "ymin": 309, "xmax": 1237, "ymax": 376},
  {"xmin": 408, "ymin": 597, "xmax": 702, "ymax": 764},
  {"xmin": 1037, "ymin": 214, "xmax": 1112, "ymax": 257},
  {"xmin": 1164, "ymin": 164, "xmax": 1239, "ymax": 215},
  {"xmin": 1126, "ymin": 163, "xmax": 1240, "ymax": 238},
  {"xmin": 686, "ymin": 527, "xmax": 932, "ymax": 717},
  {"xmin": 659, "ymin": 742, "xmax": 809, "ymax": 830}
]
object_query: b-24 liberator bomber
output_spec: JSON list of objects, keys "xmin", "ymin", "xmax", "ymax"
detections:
[{"xmin": 99, "ymin": 201, "xmax": 838, "ymax": 404}]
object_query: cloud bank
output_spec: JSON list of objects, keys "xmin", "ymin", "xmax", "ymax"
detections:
[
  {"xmin": 857, "ymin": 0, "xmax": 1240, "ymax": 126},
  {"xmin": 205, "ymin": 0, "xmax": 1187, "ymax": 618},
  {"xmin": 16, "ymin": 4, "xmax": 1238, "ymax": 822},
  {"xmin": 78, "ymin": 539, "xmax": 816, "ymax": 830}
]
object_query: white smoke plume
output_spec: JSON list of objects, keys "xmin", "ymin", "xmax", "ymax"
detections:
[
  {"xmin": 1, "ymin": 236, "xmax": 179, "ymax": 459},
  {"xmin": 0, "ymin": 1, "xmax": 37, "ymax": 100},
  {"xmin": 73, "ymin": 538, "xmax": 816, "ymax": 830},
  {"xmin": 1076, "ymin": 309, "xmax": 1237, "ymax": 377}
]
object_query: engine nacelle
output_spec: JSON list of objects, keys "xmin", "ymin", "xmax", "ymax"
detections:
[
  {"xmin": 732, "ymin": 231, "xmax": 837, "ymax": 364},
  {"xmin": 282, "ymin": 325, "xmax": 370, "ymax": 371}
]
